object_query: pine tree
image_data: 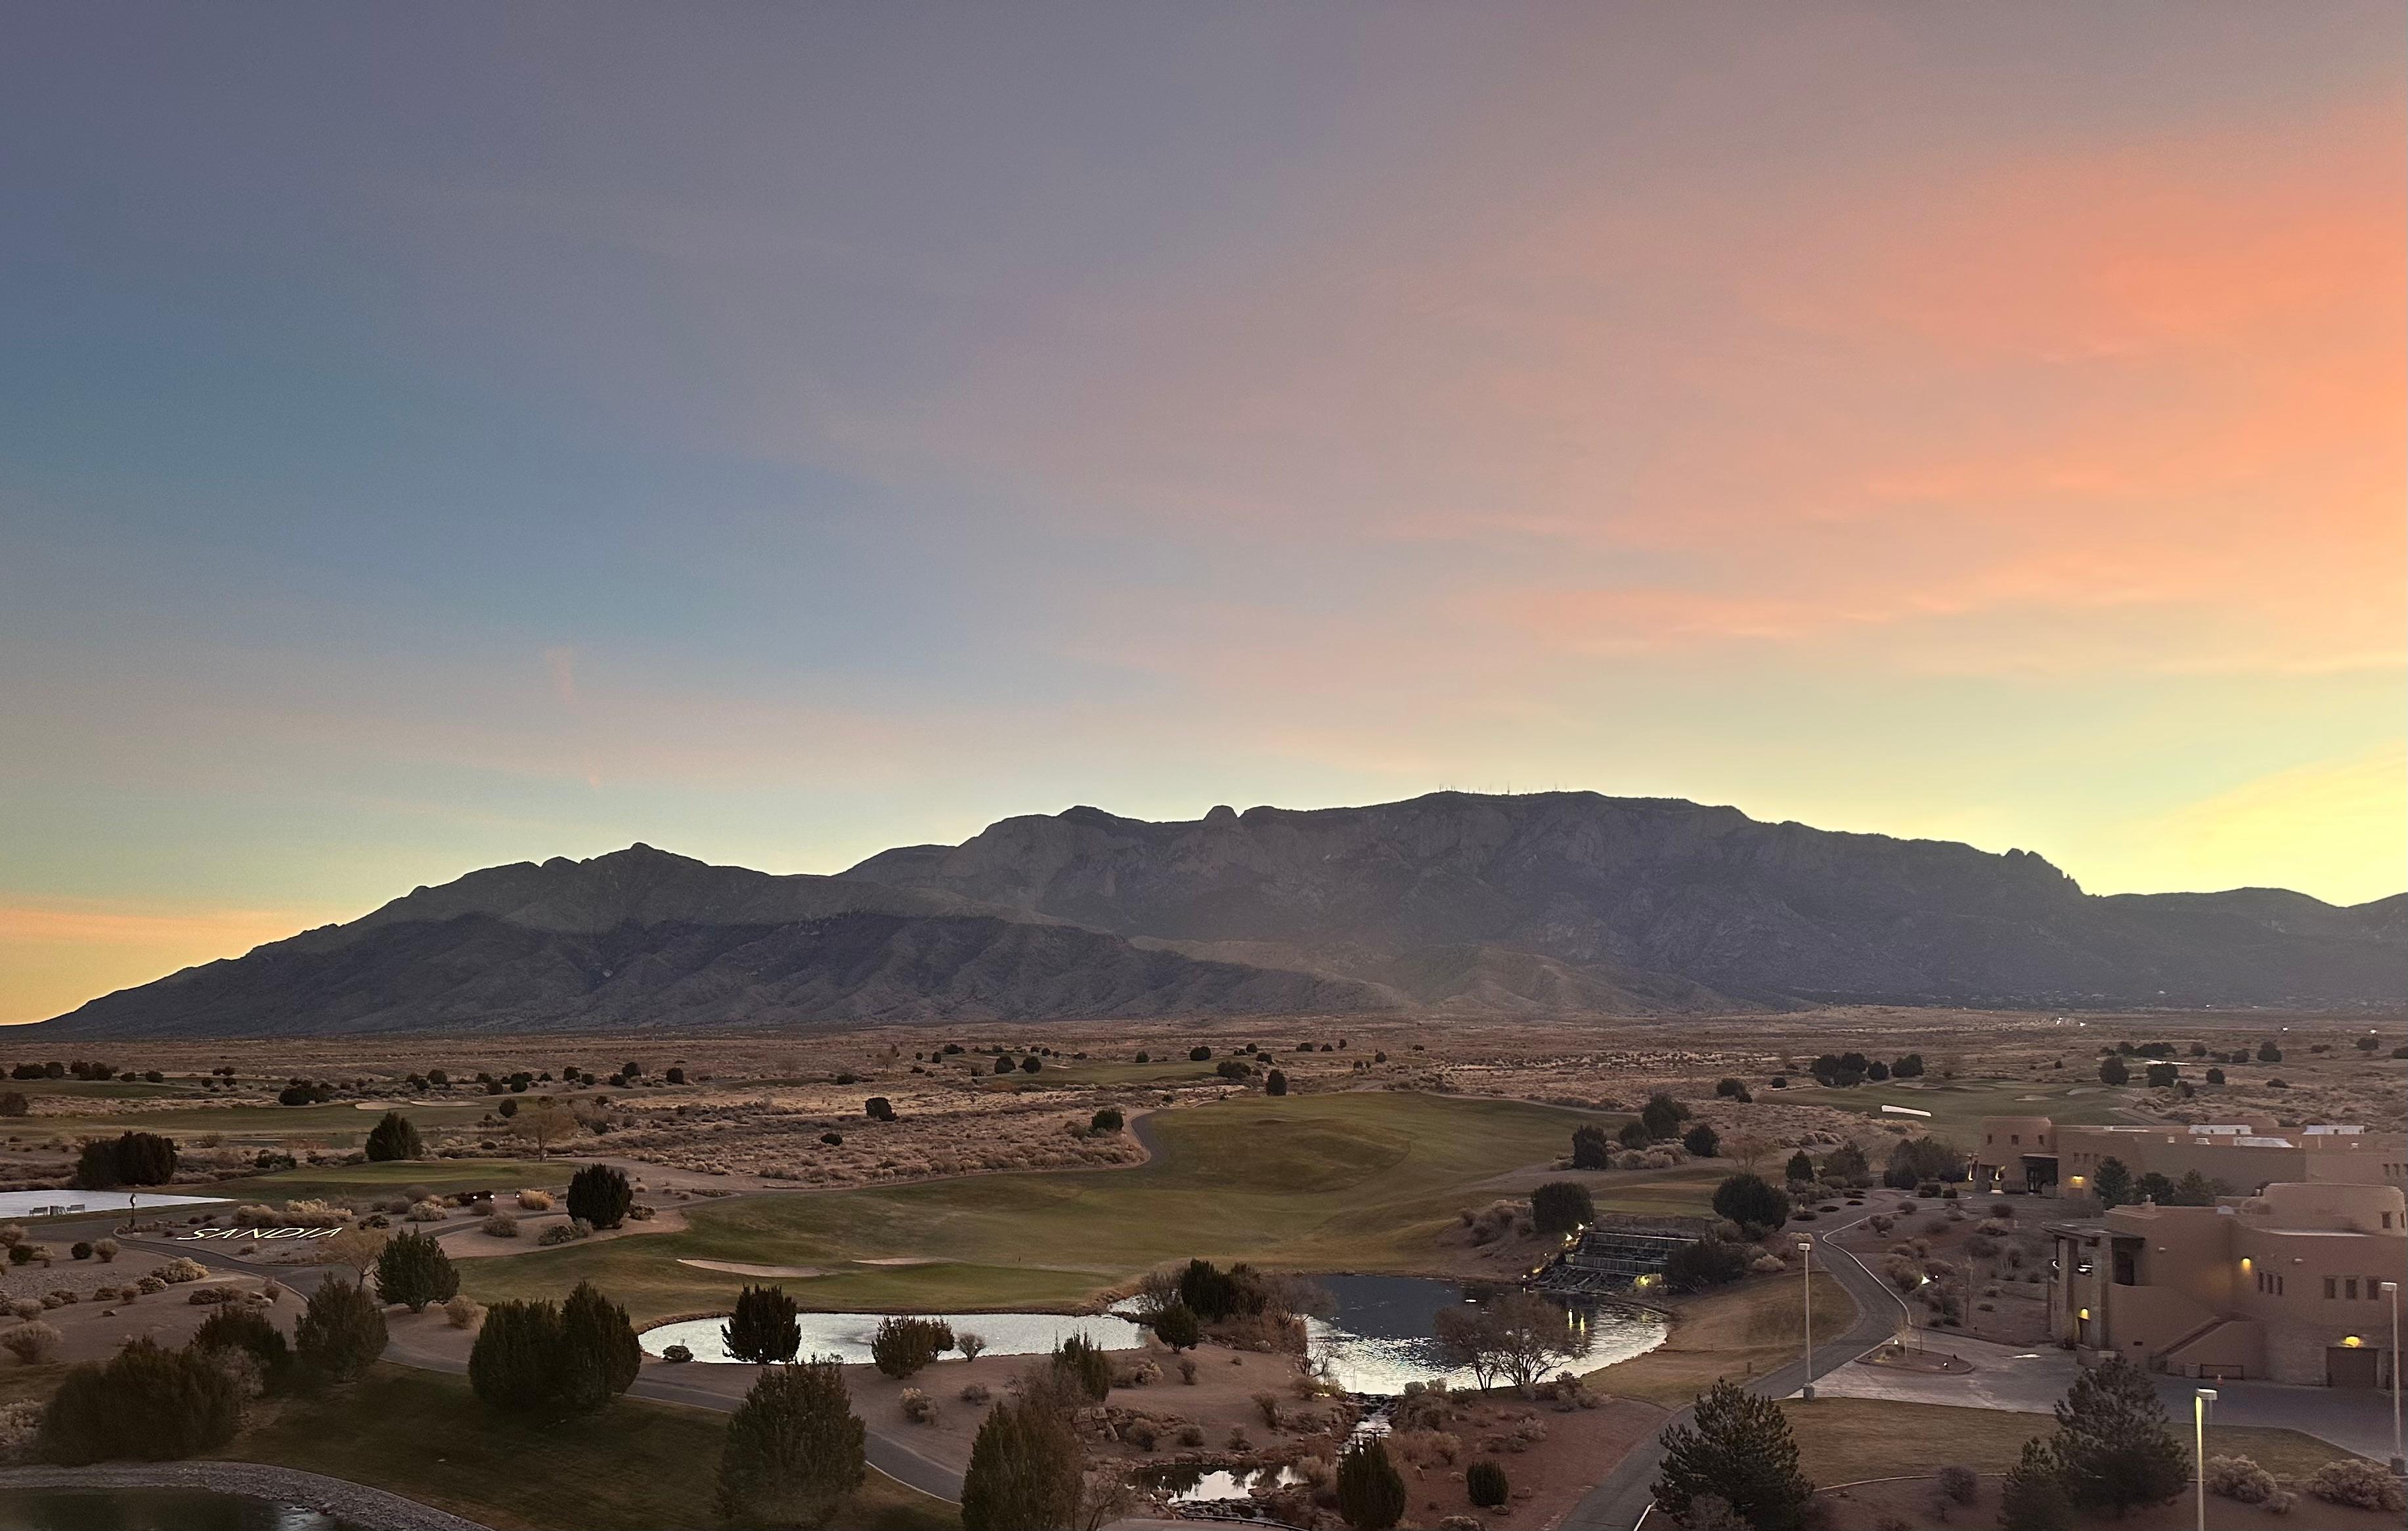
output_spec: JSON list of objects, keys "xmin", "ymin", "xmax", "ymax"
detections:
[
  {"xmin": 558, "ymin": 1279, "xmax": 642, "ymax": 1412},
  {"xmin": 372, "ymin": 1230, "xmax": 458, "ymax": 1312},
  {"xmin": 716, "ymin": 1360, "xmax": 867, "ymax": 1528},
  {"xmin": 722, "ymin": 1283, "xmax": 802, "ymax": 1365},
  {"xmin": 1336, "ymin": 1438, "xmax": 1409, "ymax": 1530},
  {"xmin": 2093, "ymin": 1156, "xmax": 2134, "ymax": 1208},
  {"xmin": 1998, "ymin": 1437, "xmax": 2073, "ymax": 1531},
  {"xmin": 1785, "ymin": 1149, "xmax": 1816, "ymax": 1183},
  {"xmin": 294, "ymin": 1277, "xmax": 387, "ymax": 1383},
  {"xmin": 470, "ymin": 1300, "xmax": 563, "ymax": 1413},
  {"xmin": 364, "ymin": 1111, "xmax": 424, "ymax": 1163},
  {"xmin": 565, "ymin": 1163, "xmax": 632, "ymax": 1229},
  {"xmin": 35, "ymin": 1339, "xmax": 244, "ymax": 1465},
  {"xmin": 2050, "ymin": 1354, "xmax": 2188, "ymax": 1514},
  {"xmin": 1151, "ymin": 1302, "xmax": 1199, "ymax": 1351},
  {"xmin": 1570, "ymin": 1125, "xmax": 1613, "ymax": 1169},
  {"xmin": 1652, "ymin": 1379, "xmax": 1815, "ymax": 1531},
  {"xmin": 960, "ymin": 1394, "xmax": 1084, "ymax": 1531}
]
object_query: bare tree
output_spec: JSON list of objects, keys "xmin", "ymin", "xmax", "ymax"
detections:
[
  {"xmin": 1726, "ymin": 1134, "xmax": 1775, "ymax": 1174},
  {"xmin": 317, "ymin": 1225, "xmax": 388, "ymax": 1281},
  {"xmin": 1487, "ymin": 1292, "xmax": 1575, "ymax": 1392},
  {"xmin": 513, "ymin": 1101, "xmax": 580, "ymax": 1159},
  {"xmin": 1432, "ymin": 1304, "xmax": 1501, "ymax": 1390}
]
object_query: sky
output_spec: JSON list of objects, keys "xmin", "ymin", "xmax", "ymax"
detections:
[{"xmin": 3, "ymin": 3, "xmax": 2401, "ymax": 1024}]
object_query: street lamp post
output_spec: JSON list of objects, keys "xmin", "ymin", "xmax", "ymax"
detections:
[
  {"xmin": 2383, "ymin": 1279, "xmax": 2403, "ymax": 1476},
  {"xmin": 2193, "ymin": 1388, "xmax": 2216, "ymax": 1531},
  {"xmin": 1797, "ymin": 1236, "xmax": 1815, "ymax": 1401}
]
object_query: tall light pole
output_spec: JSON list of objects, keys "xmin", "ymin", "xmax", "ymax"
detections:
[
  {"xmin": 2193, "ymin": 1388, "xmax": 2216, "ymax": 1531},
  {"xmin": 2383, "ymin": 1279, "xmax": 2403, "ymax": 1476},
  {"xmin": 1797, "ymin": 1235, "xmax": 1815, "ymax": 1401}
]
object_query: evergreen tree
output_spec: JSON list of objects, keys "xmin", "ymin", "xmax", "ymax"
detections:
[
  {"xmin": 2099, "ymin": 1054, "xmax": 2131, "ymax": 1086},
  {"xmin": 2092, "ymin": 1156, "xmax": 2134, "ymax": 1208},
  {"xmin": 1651, "ymin": 1378, "xmax": 1815, "ymax": 1531},
  {"xmin": 1265, "ymin": 1068, "xmax": 1288, "ymax": 1096},
  {"xmin": 2050, "ymin": 1355, "xmax": 2188, "ymax": 1515},
  {"xmin": 192, "ymin": 1305, "xmax": 292, "ymax": 1390},
  {"xmin": 1709, "ymin": 1173, "xmax": 1791, "ymax": 1231},
  {"xmin": 565, "ymin": 1163, "xmax": 632, "ymax": 1229},
  {"xmin": 1639, "ymin": 1092, "xmax": 1690, "ymax": 1140},
  {"xmin": 1784, "ymin": 1149, "xmax": 1816, "ymax": 1183},
  {"xmin": 723, "ymin": 1283, "xmax": 802, "ymax": 1365},
  {"xmin": 1682, "ymin": 1123, "xmax": 1720, "ymax": 1158},
  {"xmin": 1570, "ymin": 1124, "xmax": 1613, "ymax": 1169},
  {"xmin": 1529, "ymin": 1180, "xmax": 1595, "ymax": 1235},
  {"xmin": 1823, "ymin": 1142, "xmax": 1869, "ymax": 1182},
  {"xmin": 1335, "ymin": 1437, "xmax": 1409, "ymax": 1530},
  {"xmin": 1052, "ymin": 1333, "xmax": 1110, "ymax": 1402},
  {"xmin": 716, "ymin": 1359, "xmax": 867, "ymax": 1528},
  {"xmin": 960, "ymin": 1394, "xmax": 1084, "ymax": 1531},
  {"xmin": 1151, "ymin": 1302, "xmax": 1200, "ymax": 1351},
  {"xmin": 363, "ymin": 1111, "xmax": 424, "ymax": 1162},
  {"xmin": 470, "ymin": 1300, "xmax": 563, "ymax": 1413},
  {"xmin": 1998, "ymin": 1438, "xmax": 2073, "ymax": 1531},
  {"xmin": 372, "ymin": 1230, "xmax": 458, "ymax": 1312},
  {"xmin": 294, "ymin": 1277, "xmax": 387, "ymax": 1383},
  {"xmin": 559, "ymin": 1279, "xmax": 642, "ymax": 1412},
  {"xmin": 71, "ymin": 1131, "xmax": 178, "ymax": 1189}
]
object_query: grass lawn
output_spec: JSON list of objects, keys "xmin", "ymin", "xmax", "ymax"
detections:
[
  {"xmin": 1778, "ymin": 1398, "xmax": 2366, "ymax": 1484},
  {"xmin": 1778, "ymin": 1078, "xmax": 2135, "ymax": 1144},
  {"xmin": 461, "ymin": 1091, "xmax": 1680, "ymax": 1322},
  {"xmin": 230, "ymin": 1157, "xmax": 576, "ymax": 1205},
  {"xmin": 226, "ymin": 1363, "xmax": 956, "ymax": 1531},
  {"xmin": 1583, "ymin": 1272, "xmax": 1854, "ymax": 1406}
]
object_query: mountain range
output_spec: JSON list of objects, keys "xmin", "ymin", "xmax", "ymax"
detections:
[{"xmin": 32, "ymin": 792, "xmax": 2407, "ymax": 1037}]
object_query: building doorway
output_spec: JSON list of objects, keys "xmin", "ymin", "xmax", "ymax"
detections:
[{"xmin": 2327, "ymin": 1346, "xmax": 2380, "ymax": 1388}]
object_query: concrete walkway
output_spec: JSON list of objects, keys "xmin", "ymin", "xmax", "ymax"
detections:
[{"xmin": 1560, "ymin": 1190, "xmax": 1922, "ymax": 1531}]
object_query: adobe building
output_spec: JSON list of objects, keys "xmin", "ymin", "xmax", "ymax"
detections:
[
  {"xmin": 2046, "ymin": 1182, "xmax": 2405, "ymax": 1387},
  {"xmin": 1971, "ymin": 1115, "xmax": 2407, "ymax": 1197}
]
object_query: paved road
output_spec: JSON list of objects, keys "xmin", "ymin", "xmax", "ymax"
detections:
[{"xmin": 1560, "ymin": 1191, "xmax": 1919, "ymax": 1531}]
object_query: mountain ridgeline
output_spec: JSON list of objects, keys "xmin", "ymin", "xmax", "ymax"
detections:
[{"xmin": 36, "ymin": 793, "xmax": 2405, "ymax": 1037}]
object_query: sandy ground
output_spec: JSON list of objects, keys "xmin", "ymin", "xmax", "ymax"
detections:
[
  {"xmin": 5, "ymin": 1272, "xmax": 292, "ymax": 1365},
  {"xmin": 439, "ymin": 1205, "xmax": 689, "ymax": 1259},
  {"xmin": 1814, "ymin": 1473, "xmax": 2403, "ymax": 1530},
  {"xmin": 1388, "ymin": 1393, "xmax": 1665, "ymax": 1531}
]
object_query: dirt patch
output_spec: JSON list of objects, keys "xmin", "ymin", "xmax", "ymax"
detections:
[
  {"xmin": 442, "ymin": 1206, "xmax": 687, "ymax": 1260},
  {"xmin": 676, "ymin": 1258, "xmax": 823, "ymax": 1278}
]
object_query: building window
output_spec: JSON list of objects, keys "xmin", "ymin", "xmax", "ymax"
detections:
[
  {"xmin": 2326, "ymin": 1277, "xmax": 2338, "ymax": 1299},
  {"xmin": 2346, "ymin": 1277, "xmax": 2359, "ymax": 1300}
]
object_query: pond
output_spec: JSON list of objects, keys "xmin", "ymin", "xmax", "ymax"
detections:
[
  {"xmin": 1304, "ymin": 1273, "xmax": 1666, "ymax": 1394},
  {"xmin": 0, "ymin": 1489, "xmax": 364, "ymax": 1531},
  {"xmin": 1131, "ymin": 1463, "xmax": 1305, "ymax": 1503},
  {"xmin": 640, "ymin": 1308, "xmax": 1152, "ymax": 1365}
]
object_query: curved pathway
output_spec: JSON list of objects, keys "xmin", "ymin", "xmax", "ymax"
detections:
[
  {"xmin": 1562, "ymin": 1190, "xmax": 1915, "ymax": 1531},
  {"xmin": 0, "ymin": 1461, "xmax": 492, "ymax": 1530}
]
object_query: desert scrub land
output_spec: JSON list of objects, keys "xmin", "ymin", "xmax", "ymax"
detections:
[{"xmin": 456, "ymin": 1091, "xmax": 1692, "ymax": 1322}]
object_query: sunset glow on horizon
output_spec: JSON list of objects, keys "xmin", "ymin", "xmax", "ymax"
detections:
[{"xmin": 3, "ymin": 5, "xmax": 2401, "ymax": 1023}]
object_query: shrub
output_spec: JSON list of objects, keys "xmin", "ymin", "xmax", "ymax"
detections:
[
  {"xmin": 92, "ymin": 1238, "xmax": 116, "ymax": 1264},
  {"xmin": 1090, "ymin": 1107, "xmax": 1124, "ymax": 1134},
  {"xmin": 481, "ymin": 1212, "xmax": 519, "ymax": 1237},
  {"xmin": 1936, "ymin": 1464, "xmax": 1978, "ymax": 1505},
  {"xmin": 1, "ymin": 1321, "xmax": 62, "ymax": 1364},
  {"xmin": 1651, "ymin": 1378, "xmax": 1814, "ymax": 1531},
  {"xmin": 865, "ymin": 1097, "xmax": 896, "ymax": 1122},
  {"xmin": 2204, "ymin": 1455, "xmax": 2275, "ymax": 1504},
  {"xmin": 1570, "ymin": 1125, "xmax": 1613, "ymax": 1169},
  {"xmin": 1661, "ymin": 1235, "xmax": 1751, "ymax": 1294},
  {"xmin": 1529, "ymin": 1180, "xmax": 1595, "ymax": 1235},
  {"xmin": 1710, "ymin": 1173, "xmax": 1791, "ymax": 1231},
  {"xmin": 565, "ymin": 1163, "xmax": 632, "ymax": 1230},
  {"xmin": 900, "ymin": 1387, "xmax": 936, "ymax": 1423},
  {"xmin": 443, "ymin": 1295, "xmax": 485, "ymax": 1330},
  {"xmin": 192, "ymin": 1306, "xmax": 291, "ymax": 1388},
  {"xmin": 956, "ymin": 1331, "xmax": 987, "ymax": 1362},
  {"xmin": 1177, "ymin": 1358, "xmax": 1198, "ymax": 1385},
  {"xmin": 870, "ymin": 1314, "xmax": 954, "ymax": 1379},
  {"xmin": 961, "ymin": 1381, "xmax": 991, "ymax": 1403},
  {"xmin": 1053, "ymin": 1333, "xmax": 1111, "ymax": 1402},
  {"xmin": 363, "ymin": 1111, "xmax": 423, "ymax": 1163},
  {"xmin": 37, "ymin": 1339, "xmax": 243, "ymax": 1464},
  {"xmin": 1683, "ymin": 1123, "xmax": 1720, "ymax": 1158},
  {"xmin": 2305, "ymin": 1458, "xmax": 2406, "ymax": 1513},
  {"xmin": 1466, "ymin": 1458, "xmax": 1509, "ymax": 1509},
  {"xmin": 1152, "ymin": 1302, "xmax": 1200, "ymax": 1351},
  {"xmin": 373, "ymin": 1230, "xmax": 459, "ymax": 1312},
  {"xmin": 537, "ymin": 1218, "xmax": 591, "ymax": 1246},
  {"xmin": 1265, "ymin": 1069, "xmax": 1288, "ymax": 1096},
  {"xmin": 664, "ymin": 1343, "xmax": 693, "ymax": 1362},
  {"xmin": 1336, "ymin": 1438, "xmax": 1409, "ymax": 1530},
  {"xmin": 724, "ymin": 1284, "xmax": 802, "ymax": 1365},
  {"xmin": 296, "ymin": 1277, "xmax": 387, "ymax": 1383},
  {"xmin": 70, "ymin": 1241, "xmax": 91, "ymax": 1260}
]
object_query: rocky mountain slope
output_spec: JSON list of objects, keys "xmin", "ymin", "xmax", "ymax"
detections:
[{"xmin": 33, "ymin": 793, "xmax": 2405, "ymax": 1037}]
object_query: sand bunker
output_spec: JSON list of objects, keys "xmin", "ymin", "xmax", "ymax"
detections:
[{"xmin": 678, "ymin": 1258, "xmax": 826, "ymax": 1278}]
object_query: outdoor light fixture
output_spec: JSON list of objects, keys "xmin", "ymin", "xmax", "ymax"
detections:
[
  {"xmin": 2341, "ymin": 1335, "xmax": 2363, "ymax": 1348},
  {"xmin": 1796, "ymin": 1235, "xmax": 1816, "ymax": 1401},
  {"xmin": 2193, "ymin": 1389, "xmax": 2218, "ymax": 1531}
]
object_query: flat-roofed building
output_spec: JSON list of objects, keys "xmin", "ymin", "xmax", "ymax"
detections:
[
  {"xmin": 2046, "ymin": 1182, "xmax": 2405, "ymax": 1387},
  {"xmin": 1971, "ymin": 1115, "xmax": 2406, "ymax": 1198}
]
